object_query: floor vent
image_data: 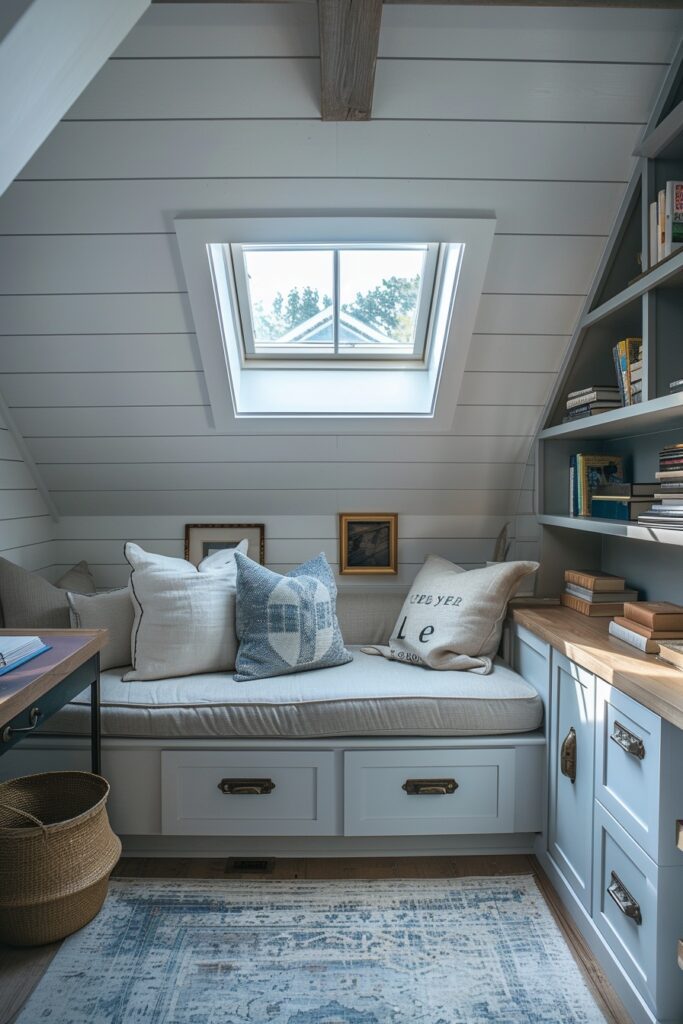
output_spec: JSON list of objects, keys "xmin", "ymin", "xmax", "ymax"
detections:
[{"xmin": 225, "ymin": 858, "xmax": 275, "ymax": 875}]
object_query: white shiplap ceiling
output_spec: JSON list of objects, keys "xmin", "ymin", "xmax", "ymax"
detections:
[{"xmin": 0, "ymin": 2, "xmax": 680, "ymax": 585}]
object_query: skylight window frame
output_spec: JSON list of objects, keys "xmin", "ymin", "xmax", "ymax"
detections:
[{"xmin": 228, "ymin": 241, "xmax": 441, "ymax": 366}]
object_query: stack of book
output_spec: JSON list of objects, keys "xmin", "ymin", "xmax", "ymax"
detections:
[
  {"xmin": 563, "ymin": 386, "xmax": 621, "ymax": 422},
  {"xmin": 609, "ymin": 602, "xmax": 683, "ymax": 654},
  {"xmin": 560, "ymin": 570, "xmax": 638, "ymax": 617},
  {"xmin": 670, "ymin": 378, "xmax": 683, "ymax": 395},
  {"xmin": 612, "ymin": 338, "xmax": 642, "ymax": 406},
  {"xmin": 637, "ymin": 443, "xmax": 683, "ymax": 530},
  {"xmin": 569, "ymin": 453, "xmax": 624, "ymax": 517},
  {"xmin": 0, "ymin": 635, "xmax": 50, "ymax": 676},
  {"xmin": 590, "ymin": 482, "xmax": 657, "ymax": 521},
  {"xmin": 649, "ymin": 180, "xmax": 683, "ymax": 264}
]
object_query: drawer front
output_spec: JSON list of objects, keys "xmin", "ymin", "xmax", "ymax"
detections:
[
  {"xmin": 511, "ymin": 623, "xmax": 550, "ymax": 711},
  {"xmin": 548, "ymin": 652, "xmax": 595, "ymax": 912},
  {"xmin": 595, "ymin": 678, "xmax": 662, "ymax": 862},
  {"xmin": 592, "ymin": 802, "xmax": 658, "ymax": 1014},
  {"xmin": 161, "ymin": 750, "xmax": 338, "ymax": 836},
  {"xmin": 344, "ymin": 748, "xmax": 515, "ymax": 836}
]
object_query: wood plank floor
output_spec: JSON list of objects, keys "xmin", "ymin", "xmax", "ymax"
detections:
[{"xmin": 0, "ymin": 855, "xmax": 628, "ymax": 1024}]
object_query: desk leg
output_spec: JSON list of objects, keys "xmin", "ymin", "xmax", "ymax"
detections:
[{"xmin": 91, "ymin": 660, "xmax": 101, "ymax": 774}]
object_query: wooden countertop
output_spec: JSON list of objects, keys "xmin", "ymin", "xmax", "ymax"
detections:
[
  {"xmin": 511, "ymin": 606, "xmax": 683, "ymax": 732},
  {"xmin": 0, "ymin": 629, "xmax": 107, "ymax": 725}
]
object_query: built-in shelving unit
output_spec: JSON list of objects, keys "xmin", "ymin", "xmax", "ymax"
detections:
[{"xmin": 535, "ymin": 47, "xmax": 683, "ymax": 598}]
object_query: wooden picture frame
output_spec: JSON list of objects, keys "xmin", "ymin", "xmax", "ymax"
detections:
[
  {"xmin": 339, "ymin": 513, "xmax": 398, "ymax": 575},
  {"xmin": 184, "ymin": 523, "xmax": 265, "ymax": 566}
]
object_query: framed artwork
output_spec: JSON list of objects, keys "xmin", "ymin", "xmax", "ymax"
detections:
[
  {"xmin": 339, "ymin": 513, "xmax": 398, "ymax": 575},
  {"xmin": 184, "ymin": 523, "xmax": 265, "ymax": 566}
]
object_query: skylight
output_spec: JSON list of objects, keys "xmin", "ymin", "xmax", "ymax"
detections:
[
  {"xmin": 229, "ymin": 243, "xmax": 440, "ymax": 361},
  {"xmin": 175, "ymin": 216, "xmax": 495, "ymax": 424}
]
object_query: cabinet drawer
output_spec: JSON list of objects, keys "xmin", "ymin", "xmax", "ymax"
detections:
[
  {"xmin": 344, "ymin": 748, "xmax": 515, "ymax": 836},
  {"xmin": 595, "ymin": 679, "xmax": 662, "ymax": 862},
  {"xmin": 161, "ymin": 750, "xmax": 338, "ymax": 836},
  {"xmin": 593, "ymin": 802, "xmax": 659, "ymax": 1014}
]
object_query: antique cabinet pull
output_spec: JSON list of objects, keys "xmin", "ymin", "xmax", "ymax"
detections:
[
  {"xmin": 610, "ymin": 721, "xmax": 645, "ymax": 760},
  {"xmin": 2, "ymin": 707, "xmax": 42, "ymax": 744},
  {"xmin": 607, "ymin": 871, "xmax": 642, "ymax": 925},
  {"xmin": 560, "ymin": 726, "xmax": 577, "ymax": 783},
  {"xmin": 217, "ymin": 778, "xmax": 275, "ymax": 796},
  {"xmin": 402, "ymin": 778, "xmax": 458, "ymax": 795}
]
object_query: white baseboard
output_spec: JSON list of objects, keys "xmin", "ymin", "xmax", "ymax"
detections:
[{"xmin": 120, "ymin": 832, "xmax": 537, "ymax": 860}]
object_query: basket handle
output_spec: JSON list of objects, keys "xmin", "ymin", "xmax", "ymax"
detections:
[{"xmin": 0, "ymin": 803, "xmax": 48, "ymax": 835}]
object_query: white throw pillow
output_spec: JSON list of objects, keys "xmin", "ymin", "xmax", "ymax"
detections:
[
  {"xmin": 67, "ymin": 588, "xmax": 134, "ymax": 671},
  {"xmin": 364, "ymin": 554, "xmax": 539, "ymax": 674},
  {"xmin": 123, "ymin": 542, "xmax": 244, "ymax": 681}
]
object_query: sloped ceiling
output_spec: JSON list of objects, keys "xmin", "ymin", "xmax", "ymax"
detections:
[{"xmin": 0, "ymin": 3, "xmax": 681, "ymax": 585}]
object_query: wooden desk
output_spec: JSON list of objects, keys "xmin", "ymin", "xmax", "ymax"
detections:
[
  {"xmin": 511, "ymin": 605, "xmax": 683, "ymax": 732},
  {"xmin": 0, "ymin": 629, "xmax": 107, "ymax": 773}
]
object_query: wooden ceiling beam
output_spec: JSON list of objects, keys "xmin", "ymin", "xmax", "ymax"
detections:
[{"xmin": 318, "ymin": 0, "xmax": 383, "ymax": 121}]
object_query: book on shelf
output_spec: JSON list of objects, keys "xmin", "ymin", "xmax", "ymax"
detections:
[
  {"xmin": 650, "ymin": 183, "xmax": 683, "ymax": 265},
  {"xmin": 593, "ymin": 483, "xmax": 656, "ymax": 497},
  {"xmin": 564, "ymin": 569, "xmax": 626, "ymax": 592},
  {"xmin": 658, "ymin": 189, "xmax": 666, "ymax": 262},
  {"xmin": 0, "ymin": 635, "xmax": 50, "ymax": 676},
  {"xmin": 569, "ymin": 453, "xmax": 624, "ymax": 517},
  {"xmin": 637, "ymin": 516, "xmax": 683, "ymax": 529},
  {"xmin": 649, "ymin": 201, "xmax": 658, "ymax": 267},
  {"xmin": 612, "ymin": 338, "xmax": 642, "ymax": 407},
  {"xmin": 670, "ymin": 378, "xmax": 683, "ymax": 393},
  {"xmin": 590, "ymin": 497, "xmax": 654, "ymax": 521},
  {"xmin": 564, "ymin": 402, "xmax": 621, "ymax": 422},
  {"xmin": 657, "ymin": 641, "xmax": 683, "ymax": 671},
  {"xmin": 612, "ymin": 615, "xmax": 683, "ymax": 640},
  {"xmin": 565, "ymin": 582, "xmax": 638, "ymax": 603},
  {"xmin": 560, "ymin": 593, "xmax": 625, "ymax": 617},
  {"xmin": 608, "ymin": 619, "xmax": 660, "ymax": 654},
  {"xmin": 566, "ymin": 389, "xmax": 620, "ymax": 410},
  {"xmin": 623, "ymin": 601, "xmax": 683, "ymax": 630}
]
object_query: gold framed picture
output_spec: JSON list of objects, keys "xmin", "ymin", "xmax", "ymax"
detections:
[
  {"xmin": 339, "ymin": 513, "xmax": 398, "ymax": 575},
  {"xmin": 184, "ymin": 523, "xmax": 265, "ymax": 566}
]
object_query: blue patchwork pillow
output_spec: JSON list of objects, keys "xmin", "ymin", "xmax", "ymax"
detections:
[{"xmin": 233, "ymin": 552, "xmax": 352, "ymax": 681}]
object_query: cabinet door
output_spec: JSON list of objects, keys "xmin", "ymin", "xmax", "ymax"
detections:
[{"xmin": 548, "ymin": 650, "xmax": 596, "ymax": 912}]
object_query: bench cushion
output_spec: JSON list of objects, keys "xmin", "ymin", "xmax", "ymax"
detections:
[{"xmin": 42, "ymin": 648, "xmax": 542, "ymax": 739}]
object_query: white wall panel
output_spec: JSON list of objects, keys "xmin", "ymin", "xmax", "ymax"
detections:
[
  {"xmin": 0, "ymin": 179, "xmax": 624, "ymax": 236},
  {"xmin": 0, "ymin": 3, "xmax": 676, "ymax": 588},
  {"xmin": 20, "ymin": 120, "xmax": 641, "ymax": 182}
]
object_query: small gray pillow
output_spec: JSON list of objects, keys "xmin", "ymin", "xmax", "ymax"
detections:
[
  {"xmin": 67, "ymin": 589, "xmax": 134, "ymax": 670},
  {"xmin": 56, "ymin": 560, "xmax": 96, "ymax": 594},
  {"xmin": 0, "ymin": 558, "xmax": 95, "ymax": 629}
]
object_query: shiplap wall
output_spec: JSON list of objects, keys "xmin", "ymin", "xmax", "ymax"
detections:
[
  {"xmin": 0, "ymin": 410, "xmax": 54, "ymax": 575},
  {"xmin": 0, "ymin": 3, "xmax": 680, "ymax": 586}
]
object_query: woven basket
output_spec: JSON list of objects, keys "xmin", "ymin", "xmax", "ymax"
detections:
[{"xmin": 0, "ymin": 771, "xmax": 121, "ymax": 946}]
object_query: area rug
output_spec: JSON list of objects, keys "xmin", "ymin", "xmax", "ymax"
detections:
[{"xmin": 17, "ymin": 876, "xmax": 606, "ymax": 1023}]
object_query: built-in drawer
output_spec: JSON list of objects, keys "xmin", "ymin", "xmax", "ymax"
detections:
[
  {"xmin": 511, "ymin": 623, "xmax": 550, "ymax": 714},
  {"xmin": 344, "ymin": 748, "xmax": 515, "ymax": 837},
  {"xmin": 595, "ymin": 679, "xmax": 662, "ymax": 863},
  {"xmin": 161, "ymin": 750, "xmax": 338, "ymax": 836},
  {"xmin": 592, "ymin": 802, "xmax": 683, "ymax": 1022}
]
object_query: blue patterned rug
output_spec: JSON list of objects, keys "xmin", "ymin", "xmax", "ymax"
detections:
[{"xmin": 18, "ymin": 876, "xmax": 606, "ymax": 1023}]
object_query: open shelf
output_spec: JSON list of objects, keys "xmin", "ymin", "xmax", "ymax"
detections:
[
  {"xmin": 539, "ymin": 391, "xmax": 683, "ymax": 441},
  {"xmin": 581, "ymin": 247, "xmax": 683, "ymax": 330},
  {"xmin": 538, "ymin": 514, "xmax": 683, "ymax": 547}
]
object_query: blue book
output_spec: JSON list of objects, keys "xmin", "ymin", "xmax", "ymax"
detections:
[{"xmin": 0, "ymin": 643, "xmax": 51, "ymax": 677}]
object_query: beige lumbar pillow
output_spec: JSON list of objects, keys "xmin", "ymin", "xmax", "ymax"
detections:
[
  {"xmin": 365, "ymin": 554, "xmax": 539, "ymax": 674},
  {"xmin": 123, "ymin": 541, "xmax": 247, "ymax": 681}
]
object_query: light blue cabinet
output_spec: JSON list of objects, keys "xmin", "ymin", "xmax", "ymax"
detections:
[{"xmin": 548, "ymin": 649, "xmax": 596, "ymax": 913}]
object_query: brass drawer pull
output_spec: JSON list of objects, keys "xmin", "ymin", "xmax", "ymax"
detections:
[
  {"xmin": 2, "ymin": 707, "xmax": 42, "ymax": 744},
  {"xmin": 402, "ymin": 778, "xmax": 458, "ymax": 795},
  {"xmin": 218, "ymin": 778, "xmax": 275, "ymax": 796},
  {"xmin": 607, "ymin": 871, "xmax": 642, "ymax": 926},
  {"xmin": 560, "ymin": 726, "xmax": 576, "ymax": 783},
  {"xmin": 611, "ymin": 721, "xmax": 645, "ymax": 760}
]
